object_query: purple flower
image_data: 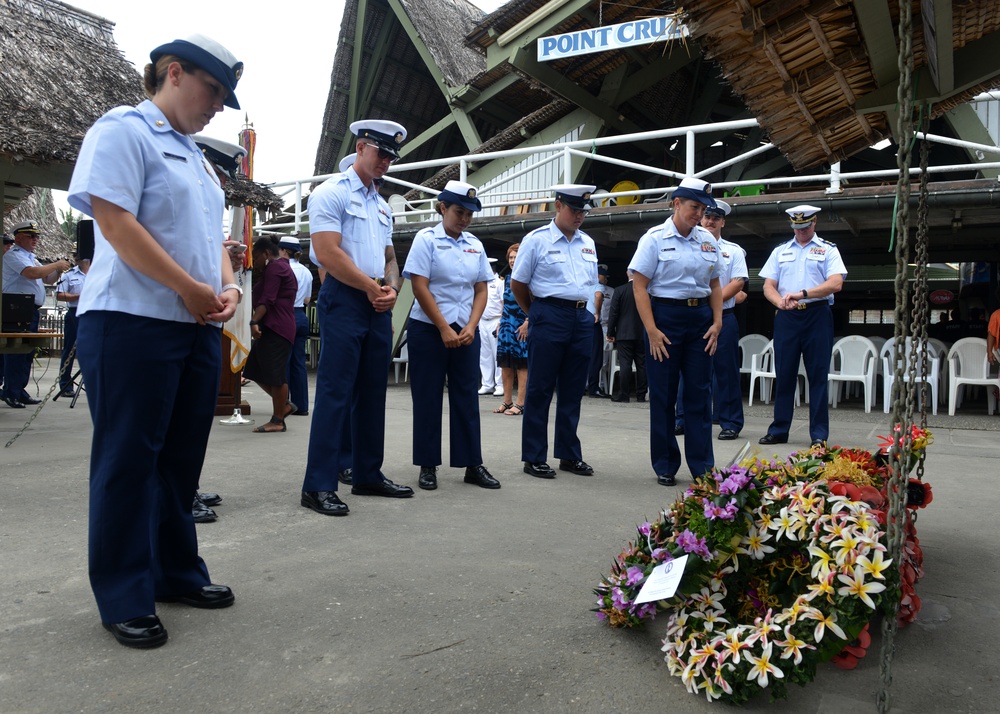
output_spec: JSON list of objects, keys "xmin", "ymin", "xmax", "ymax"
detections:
[
  {"xmin": 651, "ymin": 548, "xmax": 672, "ymax": 562},
  {"xmin": 633, "ymin": 602, "xmax": 658, "ymax": 619},
  {"xmin": 611, "ymin": 587, "xmax": 629, "ymax": 609},
  {"xmin": 625, "ymin": 566, "xmax": 645, "ymax": 586},
  {"xmin": 596, "ymin": 611, "xmax": 607, "ymax": 621},
  {"xmin": 638, "ymin": 522, "xmax": 652, "ymax": 536},
  {"xmin": 677, "ymin": 528, "xmax": 713, "ymax": 559}
]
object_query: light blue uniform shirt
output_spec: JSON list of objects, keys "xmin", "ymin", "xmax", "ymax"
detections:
[
  {"xmin": 403, "ymin": 223, "xmax": 493, "ymax": 326},
  {"xmin": 67, "ymin": 100, "xmax": 225, "ymax": 324},
  {"xmin": 2, "ymin": 245, "xmax": 46, "ymax": 305},
  {"xmin": 510, "ymin": 221, "xmax": 599, "ymax": 302},
  {"xmin": 307, "ymin": 167, "xmax": 393, "ymax": 279},
  {"xmin": 57, "ymin": 265, "xmax": 87, "ymax": 302},
  {"xmin": 628, "ymin": 219, "xmax": 721, "ymax": 298},
  {"xmin": 759, "ymin": 234, "xmax": 847, "ymax": 305},
  {"xmin": 289, "ymin": 259, "xmax": 313, "ymax": 308},
  {"xmin": 716, "ymin": 237, "xmax": 749, "ymax": 310}
]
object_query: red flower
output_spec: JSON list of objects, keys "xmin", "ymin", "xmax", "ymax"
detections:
[{"xmin": 906, "ymin": 479, "xmax": 933, "ymax": 509}]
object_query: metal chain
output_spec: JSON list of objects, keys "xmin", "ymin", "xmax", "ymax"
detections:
[
  {"xmin": 4, "ymin": 343, "xmax": 77, "ymax": 449},
  {"xmin": 877, "ymin": 0, "xmax": 915, "ymax": 710}
]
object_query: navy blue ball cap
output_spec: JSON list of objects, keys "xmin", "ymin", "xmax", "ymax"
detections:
[
  {"xmin": 552, "ymin": 183, "xmax": 597, "ymax": 210},
  {"xmin": 672, "ymin": 177, "xmax": 716, "ymax": 208},
  {"xmin": 438, "ymin": 180, "xmax": 482, "ymax": 212},
  {"xmin": 151, "ymin": 34, "xmax": 243, "ymax": 110}
]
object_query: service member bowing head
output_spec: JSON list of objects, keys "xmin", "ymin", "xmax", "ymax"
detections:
[
  {"xmin": 404, "ymin": 180, "xmax": 490, "ymax": 349},
  {"xmin": 553, "ymin": 183, "xmax": 595, "ymax": 235},
  {"xmin": 629, "ymin": 177, "xmax": 724, "ymax": 362},
  {"xmin": 769, "ymin": 205, "xmax": 844, "ymax": 311}
]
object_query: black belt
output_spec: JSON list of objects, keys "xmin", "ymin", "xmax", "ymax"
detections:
[
  {"xmin": 652, "ymin": 297, "xmax": 709, "ymax": 307},
  {"xmin": 294, "ymin": 307, "xmax": 306, "ymax": 311},
  {"xmin": 537, "ymin": 296, "xmax": 588, "ymax": 309},
  {"xmin": 795, "ymin": 301, "xmax": 828, "ymax": 311},
  {"xmin": 722, "ymin": 308, "xmax": 735, "ymax": 315}
]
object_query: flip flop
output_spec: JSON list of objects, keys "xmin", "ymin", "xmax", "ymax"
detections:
[{"xmin": 253, "ymin": 417, "xmax": 286, "ymax": 433}]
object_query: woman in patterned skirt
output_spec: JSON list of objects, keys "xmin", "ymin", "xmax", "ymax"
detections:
[{"xmin": 495, "ymin": 242, "xmax": 529, "ymax": 415}]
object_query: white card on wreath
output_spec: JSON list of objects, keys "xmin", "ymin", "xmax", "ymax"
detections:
[{"xmin": 634, "ymin": 554, "xmax": 689, "ymax": 604}]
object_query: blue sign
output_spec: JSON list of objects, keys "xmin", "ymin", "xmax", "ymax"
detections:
[{"xmin": 538, "ymin": 17, "xmax": 689, "ymax": 62}]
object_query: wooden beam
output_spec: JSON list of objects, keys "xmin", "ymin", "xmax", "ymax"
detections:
[
  {"xmin": 852, "ymin": 0, "xmax": 898, "ymax": 87},
  {"xmin": 922, "ymin": 0, "xmax": 954, "ymax": 95}
]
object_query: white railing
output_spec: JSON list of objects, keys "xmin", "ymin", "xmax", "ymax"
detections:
[{"xmin": 258, "ymin": 111, "xmax": 1000, "ymax": 235}]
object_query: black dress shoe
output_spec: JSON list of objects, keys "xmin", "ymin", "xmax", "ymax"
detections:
[
  {"xmin": 352, "ymin": 479, "xmax": 414, "ymax": 498},
  {"xmin": 157, "ymin": 584, "xmax": 235, "ymax": 609},
  {"xmin": 192, "ymin": 497, "xmax": 217, "ymax": 523},
  {"xmin": 465, "ymin": 464, "xmax": 501, "ymax": 489},
  {"xmin": 198, "ymin": 491, "xmax": 222, "ymax": 507},
  {"xmin": 3, "ymin": 396, "xmax": 25, "ymax": 409},
  {"xmin": 811, "ymin": 439, "xmax": 826, "ymax": 448},
  {"xmin": 718, "ymin": 429, "xmax": 740, "ymax": 440},
  {"xmin": 636, "ymin": 394, "xmax": 646, "ymax": 402},
  {"xmin": 559, "ymin": 459, "xmax": 594, "ymax": 476},
  {"xmin": 418, "ymin": 466, "xmax": 438, "ymax": 491},
  {"xmin": 589, "ymin": 389, "xmax": 611, "ymax": 398},
  {"xmin": 301, "ymin": 490, "xmax": 349, "ymax": 516},
  {"xmin": 759, "ymin": 433, "xmax": 789, "ymax": 445},
  {"xmin": 338, "ymin": 468, "xmax": 353, "ymax": 485},
  {"xmin": 103, "ymin": 615, "xmax": 168, "ymax": 649},
  {"xmin": 523, "ymin": 462, "xmax": 556, "ymax": 478},
  {"xmin": 610, "ymin": 395, "xmax": 629, "ymax": 403},
  {"xmin": 657, "ymin": 473, "xmax": 677, "ymax": 487},
  {"xmin": 20, "ymin": 396, "xmax": 41, "ymax": 405},
  {"xmin": 674, "ymin": 424, "xmax": 684, "ymax": 435},
  {"xmin": 57, "ymin": 388, "xmax": 76, "ymax": 398}
]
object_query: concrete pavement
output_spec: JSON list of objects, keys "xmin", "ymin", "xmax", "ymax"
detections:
[{"xmin": 1, "ymin": 374, "xmax": 998, "ymax": 713}]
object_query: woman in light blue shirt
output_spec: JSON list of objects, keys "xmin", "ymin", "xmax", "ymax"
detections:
[
  {"xmin": 68, "ymin": 34, "xmax": 244, "ymax": 650},
  {"xmin": 402, "ymin": 181, "xmax": 501, "ymax": 491}
]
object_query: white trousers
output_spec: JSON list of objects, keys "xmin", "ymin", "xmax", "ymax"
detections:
[{"xmin": 478, "ymin": 317, "xmax": 501, "ymax": 388}]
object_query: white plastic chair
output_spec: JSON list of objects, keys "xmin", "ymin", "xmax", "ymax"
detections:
[
  {"xmin": 881, "ymin": 337, "xmax": 940, "ymax": 415},
  {"xmin": 739, "ymin": 334, "xmax": 769, "ymax": 380},
  {"xmin": 748, "ymin": 340, "xmax": 776, "ymax": 406},
  {"xmin": 607, "ymin": 347, "xmax": 621, "ymax": 395},
  {"xmin": 828, "ymin": 336, "xmax": 878, "ymax": 412},
  {"xmin": 392, "ymin": 332, "xmax": 409, "ymax": 383},
  {"xmin": 947, "ymin": 337, "xmax": 999, "ymax": 415}
]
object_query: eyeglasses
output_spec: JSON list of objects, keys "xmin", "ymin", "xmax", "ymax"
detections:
[
  {"xmin": 567, "ymin": 207, "xmax": 590, "ymax": 217},
  {"xmin": 362, "ymin": 142, "xmax": 398, "ymax": 164}
]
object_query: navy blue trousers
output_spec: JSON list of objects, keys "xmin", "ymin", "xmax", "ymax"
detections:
[
  {"xmin": 521, "ymin": 301, "xmax": 592, "ymax": 463},
  {"xmin": 407, "ymin": 319, "xmax": 482, "ymax": 467},
  {"xmin": 713, "ymin": 312, "xmax": 743, "ymax": 432},
  {"xmin": 645, "ymin": 302, "xmax": 714, "ymax": 478},
  {"xmin": 587, "ymin": 321, "xmax": 604, "ymax": 393},
  {"xmin": 285, "ymin": 307, "xmax": 309, "ymax": 411},
  {"xmin": 60, "ymin": 307, "xmax": 79, "ymax": 391},
  {"xmin": 767, "ymin": 303, "xmax": 833, "ymax": 441},
  {"xmin": 303, "ymin": 278, "xmax": 391, "ymax": 492},
  {"xmin": 78, "ymin": 312, "xmax": 217, "ymax": 624},
  {"xmin": 2, "ymin": 307, "xmax": 39, "ymax": 401}
]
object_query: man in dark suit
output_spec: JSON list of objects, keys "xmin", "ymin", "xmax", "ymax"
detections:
[{"xmin": 606, "ymin": 271, "xmax": 647, "ymax": 403}]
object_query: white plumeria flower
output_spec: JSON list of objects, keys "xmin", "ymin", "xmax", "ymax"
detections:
[
  {"xmin": 745, "ymin": 642, "xmax": 784, "ymax": 688},
  {"xmin": 718, "ymin": 629, "xmax": 748, "ymax": 665},
  {"xmin": 807, "ymin": 543, "xmax": 835, "ymax": 580},
  {"xmin": 777, "ymin": 627, "xmax": 815, "ymax": 665},
  {"xmin": 837, "ymin": 565, "xmax": 887, "ymax": 609},
  {"xmin": 856, "ymin": 550, "xmax": 893, "ymax": 580},
  {"xmin": 739, "ymin": 527, "xmax": 776, "ymax": 559},
  {"xmin": 806, "ymin": 608, "xmax": 847, "ymax": 642},
  {"xmin": 829, "ymin": 531, "xmax": 862, "ymax": 566},
  {"xmin": 769, "ymin": 506, "xmax": 802, "ymax": 542}
]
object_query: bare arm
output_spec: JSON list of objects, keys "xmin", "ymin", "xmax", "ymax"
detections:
[
  {"xmin": 511, "ymin": 279, "xmax": 532, "ymax": 316},
  {"xmin": 371, "ymin": 245, "xmax": 400, "ymax": 313},
  {"xmin": 21, "ymin": 262, "xmax": 70, "ymax": 282},
  {"xmin": 703, "ymin": 277, "xmax": 722, "ymax": 355},
  {"xmin": 632, "ymin": 272, "xmax": 669, "ymax": 362}
]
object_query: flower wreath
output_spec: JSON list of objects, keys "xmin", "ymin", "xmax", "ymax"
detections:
[{"xmin": 594, "ymin": 434, "xmax": 932, "ymax": 704}]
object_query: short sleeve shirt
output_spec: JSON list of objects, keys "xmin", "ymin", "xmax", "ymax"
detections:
[
  {"xmin": 67, "ymin": 100, "xmax": 225, "ymax": 324},
  {"xmin": 510, "ymin": 221, "xmax": 599, "ymax": 301},
  {"xmin": 57, "ymin": 265, "xmax": 87, "ymax": 303},
  {"xmin": 307, "ymin": 167, "xmax": 393, "ymax": 278},
  {"xmin": 403, "ymin": 223, "xmax": 493, "ymax": 326},
  {"xmin": 628, "ymin": 219, "xmax": 721, "ymax": 298},
  {"xmin": 717, "ymin": 237, "xmax": 749, "ymax": 310},
  {"xmin": 2, "ymin": 245, "xmax": 45, "ymax": 305},
  {"xmin": 289, "ymin": 259, "xmax": 313, "ymax": 308},
  {"xmin": 759, "ymin": 234, "xmax": 847, "ymax": 305}
]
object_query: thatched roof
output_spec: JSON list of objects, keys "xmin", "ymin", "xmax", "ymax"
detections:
[
  {"xmin": 0, "ymin": 0, "xmax": 143, "ymax": 174},
  {"xmin": 682, "ymin": 0, "xmax": 1000, "ymax": 170},
  {"xmin": 313, "ymin": 0, "xmax": 485, "ymax": 176},
  {"xmin": 223, "ymin": 175, "xmax": 284, "ymax": 215}
]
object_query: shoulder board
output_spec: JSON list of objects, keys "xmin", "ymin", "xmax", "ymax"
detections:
[{"xmin": 819, "ymin": 237, "xmax": 836, "ymax": 247}]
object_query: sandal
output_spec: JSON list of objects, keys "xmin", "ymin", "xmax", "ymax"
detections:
[
  {"xmin": 283, "ymin": 401, "xmax": 298, "ymax": 418},
  {"xmin": 240, "ymin": 378, "xmax": 251, "ymax": 386},
  {"xmin": 505, "ymin": 404, "xmax": 524, "ymax": 416},
  {"xmin": 493, "ymin": 402, "xmax": 512, "ymax": 414},
  {"xmin": 253, "ymin": 417, "xmax": 286, "ymax": 433}
]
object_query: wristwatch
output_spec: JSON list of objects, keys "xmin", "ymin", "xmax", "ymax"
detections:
[
  {"xmin": 801, "ymin": 289, "xmax": 809, "ymax": 299},
  {"xmin": 249, "ymin": 320, "xmax": 259, "ymax": 326},
  {"xmin": 222, "ymin": 283, "xmax": 243, "ymax": 299},
  {"xmin": 389, "ymin": 284, "xmax": 400, "ymax": 295}
]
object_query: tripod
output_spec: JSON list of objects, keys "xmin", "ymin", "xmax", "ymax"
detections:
[{"xmin": 52, "ymin": 368, "xmax": 85, "ymax": 408}]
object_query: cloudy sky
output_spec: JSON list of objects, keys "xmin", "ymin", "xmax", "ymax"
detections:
[{"xmin": 56, "ymin": 0, "xmax": 503, "ymax": 208}]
